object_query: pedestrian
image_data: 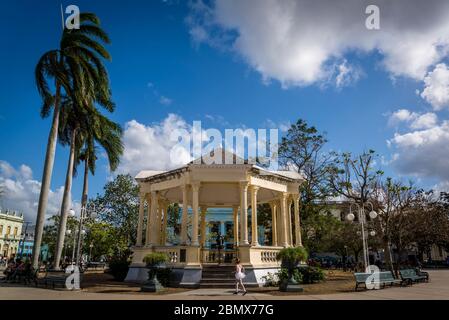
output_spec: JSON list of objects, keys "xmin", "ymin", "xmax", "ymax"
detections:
[{"xmin": 233, "ymin": 258, "xmax": 247, "ymax": 295}]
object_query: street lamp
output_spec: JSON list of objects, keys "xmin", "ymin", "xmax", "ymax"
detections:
[
  {"xmin": 346, "ymin": 201, "xmax": 378, "ymax": 270},
  {"xmin": 75, "ymin": 205, "xmax": 97, "ymax": 267},
  {"xmin": 89, "ymin": 243, "xmax": 94, "ymax": 262}
]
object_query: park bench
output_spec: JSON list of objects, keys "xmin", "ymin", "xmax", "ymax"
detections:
[
  {"xmin": 379, "ymin": 271, "xmax": 403, "ymax": 287},
  {"xmin": 399, "ymin": 269, "xmax": 428, "ymax": 285},
  {"xmin": 86, "ymin": 262, "xmax": 106, "ymax": 270},
  {"xmin": 36, "ymin": 270, "xmax": 82, "ymax": 289},
  {"xmin": 354, "ymin": 271, "xmax": 402, "ymax": 291}
]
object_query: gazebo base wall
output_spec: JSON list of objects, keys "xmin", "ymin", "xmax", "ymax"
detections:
[{"xmin": 125, "ymin": 245, "xmax": 283, "ymax": 287}]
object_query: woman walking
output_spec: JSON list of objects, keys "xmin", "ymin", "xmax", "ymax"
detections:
[{"xmin": 234, "ymin": 258, "xmax": 247, "ymax": 295}]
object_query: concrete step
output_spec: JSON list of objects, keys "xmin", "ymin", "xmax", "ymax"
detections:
[
  {"xmin": 200, "ymin": 278, "xmax": 236, "ymax": 283},
  {"xmin": 202, "ymin": 268, "xmax": 235, "ymax": 272},
  {"xmin": 199, "ymin": 283, "xmax": 236, "ymax": 288},
  {"xmin": 202, "ymin": 272, "xmax": 234, "ymax": 277},
  {"xmin": 200, "ymin": 265, "xmax": 237, "ymax": 288}
]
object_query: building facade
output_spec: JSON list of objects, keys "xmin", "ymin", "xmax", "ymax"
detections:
[{"xmin": 0, "ymin": 209, "xmax": 23, "ymax": 259}]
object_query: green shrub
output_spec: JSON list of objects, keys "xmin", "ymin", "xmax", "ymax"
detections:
[
  {"xmin": 276, "ymin": 247, "xmax": 308, "ymax": 267},
  {"xmin": 298, "ymin": 266, "xmax": 325, "ymax": 284},
  {"xmin": 277, "ymin": 268, "xmax": 303, "ymax": 284},
  {"xmin": 143, "ymin": 252, "xmax": 169, "ymax": 266},
  {"xmin": 108, "ymin": 258, "xmax": 131, "ymax": 281}
]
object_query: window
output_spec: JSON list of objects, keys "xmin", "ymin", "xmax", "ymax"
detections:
[
  {"xmin": 6, "ymin": 226, "xmax": 11, "ymax": 235},
  {"xmin": 13, "ymin": 227, "xmax": 18, "ymax": 236},
  {"xmin": 0, "ymin": 225, "xmax": 3, "ymax": 235}
]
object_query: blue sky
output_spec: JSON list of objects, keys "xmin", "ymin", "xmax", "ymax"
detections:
[{"xmin": 1, "ymin": 0, "xmax": 449, "ymax": 221}]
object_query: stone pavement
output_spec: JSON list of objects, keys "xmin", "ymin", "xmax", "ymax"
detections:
[{"xmin": 0, "ymin": 270, "xmax": 448, "ymax": 300}]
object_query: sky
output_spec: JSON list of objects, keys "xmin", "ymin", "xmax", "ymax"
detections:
[{"xmin": 1, "ymin": 0, "xmax": 449, "ymax": 223}]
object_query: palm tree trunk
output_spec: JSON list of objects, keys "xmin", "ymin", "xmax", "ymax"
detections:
[
  {"xmin": 31, "ymin": 83, "xmax": 61, "ymax": 269},
  {"xmin": 54, "ymin": 128, "xmax": 78, "ymax": 269},
  {"xmin": 75, "ymin": 156, "xmax": 89, "ymax": 265}
]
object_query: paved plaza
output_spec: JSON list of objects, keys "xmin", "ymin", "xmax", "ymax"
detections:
[{"xmin": 0, "ymin": 270, "xmax": 448, "ymax": 300}]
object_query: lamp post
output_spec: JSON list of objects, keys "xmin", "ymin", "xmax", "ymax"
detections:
[
  {"xmin": 89, "ymin": 243, "xmax": 94, "ymax": 262},
  {"xmin": 346, "ymin": 201, "xmax": 378, "ymax": 270},
  {"xmin": 65, "ymin": 228, "xmax": 72, "ymax": 265},
  {"xmin": 73, "ymin": 206, "xmax": 97, "ymax": 266}
]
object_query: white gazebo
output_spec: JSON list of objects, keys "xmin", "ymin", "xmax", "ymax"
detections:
[{"xmin": 125, "ymin": 149, "xmax": 304, "ymax": 287}]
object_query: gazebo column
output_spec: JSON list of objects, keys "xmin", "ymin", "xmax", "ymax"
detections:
[
  {"xmin": 156, "ymin": 201, "xmax": 162, "ymax": 244},
  {"xmin": 145, "ymin": 193, "xmax": 152, "ymax": 246},
  {"xmin": 200, "ymin": 206, "xmax": 207, "ymax": 247},
  {"xmin": 280, "ymin": 193, "xmax": 289, "ymax": 247},
  {"xmin": 269, "ymin": 201, "xmax": 278, "ymax": 246},
  {"xmin": 293, "ymin": 194, "xmax": 302, "ymax": 246},
  {"xmin": 276, "ymin": 200, "xmax": 283, "ymax": 246},
  {"xmin": 250, "ymin": 186, "xmax": 259, "ymax": 246},
  {"xmin": 232, "ymin": 206, "xmax": 239, "ymax": 247},
  {"xmin": 191, "ymin": 182, "xmax": 200, "ymax": 246},
  {"xmin": 239, "ymin": 181, "xmax": 249, "ymax": 245},
  {"xmin": 161, "ymin": 202, "xmax": 169, "ymax": 245},
  {"xmin": 288, "ymin": 199, "xmax": 293, "ymax": 246},
  {"xmin": 180, "ymin": 185, "xmax": 189, "ymax": 245},
  {"xmin": 150, "ymin": 191, "xmax": 159, "ymax": 245},
  {"xmin": 136, "ymin": 193, "xmax": 145, "ymax": 246}
]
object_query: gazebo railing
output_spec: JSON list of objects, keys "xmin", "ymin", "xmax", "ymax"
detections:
[
  {"xmin": 251, "ymin": 246, "xmax": 282, "ymax": 266},
  {"xmin": 153, "ymin": 246, "xmax": 180, "ymax": 264},
  {"xmin": 201, "ymin": 248, "xmax": 237, "ymax": 264}
]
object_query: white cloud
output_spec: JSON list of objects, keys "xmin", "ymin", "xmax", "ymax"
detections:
[
  {"xmin": 387, "ymin": 120, "xmax": 449, "ymax": 182},
  {"xmin": 188, "ymin": 0, "xmax": 449, "ymax": 87},
  {"xmin": 388, "ymin": 109, "xmax": 416, "ymax": 125},
  {"xmin": 420, "ymin": 63, "xmax": 449, "ymax": 110},
  {"xmin": 388, "ymin": 109, "xmax": 438, "ymax": 130},
  {"xmin": 410, "ymin": 113, "xmax": 438, "ymax": 130},
  {"xmin": 0, "ymin": 161, "xmax": 70, "ymax": 223},
  {"xmin": 334, "ymin": 60, "xmax": 361, "ymax": 88},
  {"xmin": 117, "ymin": 114, "xmax": 195, "ymax": 175},
  {"xmin": 118, "ymin": 114, "xmax": 283, "ymax": 175}
]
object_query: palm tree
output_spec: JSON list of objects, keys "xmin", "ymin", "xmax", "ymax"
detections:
[
  {"xmin": 74, "ymin": 113, "xmax": 123, "ymax": 264},
  {"xmin": 33, "ymin": 12, "xmax": 112, "ymax": 268},
  {"xmin": 54, "ymin": 98, "xmax": 123, "ymax": 268},
  {"xmin": 53, "ymin": 97, "xmax": 95, "ymax": 269}
]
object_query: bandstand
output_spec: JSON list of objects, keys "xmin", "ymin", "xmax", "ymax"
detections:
[{"xmin": 125, "ymin": 149, "xmax": 304, "ymax": 287}]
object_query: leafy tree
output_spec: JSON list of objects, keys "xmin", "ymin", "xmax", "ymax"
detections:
[
  {"xmin": 42, "ymin": 214, "xmax": 79, "ymax": 263},
  {"xmin": 370, "ymin": 177, "xmax": 415, "ymax": 271},
  {"xmin": 82, "ymin": 220, "xmax": 118, "ymax": 260},
  {"xmin": 89, "ymin": 174, "xmax": 139, "ymax": 250},
  {"xmin": 328, "ymin": 149, "xmax": 383, "ymax": 204},
  {"xmin": 396, "ymin": 190, "xmax": 449, "ymax": 263},
  {"xmin": 279, "ymin": 119, "xmax": 334, "ymax": 222},
  {"xmin": 302, "ymin": 213, "xmax": 342, "ymax": 254},
  {"xmin": 166, "ymin": 203, "xmax": 181, "ymax": 243}
]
